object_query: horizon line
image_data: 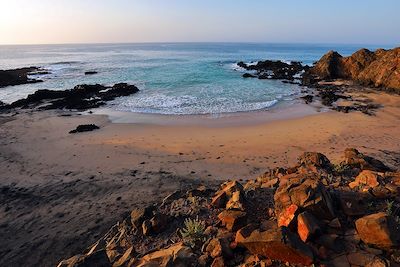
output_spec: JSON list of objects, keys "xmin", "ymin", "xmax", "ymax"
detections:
[{"xmin": 0, "ymin": 41, "xmax": 398, "ymax": 47}]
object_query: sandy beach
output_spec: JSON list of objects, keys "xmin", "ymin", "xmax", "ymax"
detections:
[{"xmin": 0, "ymin": 89, "xmax": 399, "ymax": 266}]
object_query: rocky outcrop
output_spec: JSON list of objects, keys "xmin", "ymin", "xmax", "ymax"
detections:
[
  {"xmin": 304, "ymin": 47, "xmax": 400, "ymax": 91},
  {"xmin": 57, "ymin": 149, "xmax": 400, "ymax": 267},
  {"xmin": 237, "ymin": 60, "xmax": 307, "ymax": 81},
  {"xmin": 0, "ymin": 67, "xmax": 44, "ymax": 87},
  {"xmin": 7, "ymin": 83, "xmax": 139, "ymax": 111}
]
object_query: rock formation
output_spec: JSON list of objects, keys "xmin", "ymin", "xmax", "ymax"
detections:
[
  {"xmin": 304, "ymin": 47, "xmax": 400, "ymax": 91},
  {"xmin": 5, "ymin": 83, "xmax": 139, "ymax": 111},
  {"xmin": 0, "ymin": 67, "xmax": 44, "ymax": 87},
  {"xmin": 57, "ymin": 149, "xmax": 400, "ymax": 267}
]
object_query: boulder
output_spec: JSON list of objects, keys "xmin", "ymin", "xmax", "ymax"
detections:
[
  {"xmin": 349, "ymin": 170, "xmax": 382, "ymax": 189},
  {"xmin": 218, "ymin": 210, "xmax": 247, "ymax": 232},
  {"xmin": 57, "ymin": 250, "xmax": 111, "ymax": 267},
  {"xmin": 355, "ymin": 212, "xmax": 400, "ymax": 249},
  {"xmin": 297, "ymin": 211, "xmax": 320, "ymax": 242},
  {"xmin": 0, "ymin": 67, "xmax": 43, "ymax": 87},
  {"xmin": 235, "ymin": 226, "xmax": 314, "ymax": 265},
  {"xmin": 136, "ymin": 242, "xmax": 193, "ymax": 267},
  {"xmin": 343, "ymin": 148, "xmax": 391, "ymax": 172},
  {"xmin": 297, "ymin": 152, "xmax": 332, "ymax": 173},
  {"xmin": 69, "ymin": 124, "xmax": 100, "ymax": 134},
  {"xmin": 274, "ymin": 174, "xmax": 335, "ymax": 221}
]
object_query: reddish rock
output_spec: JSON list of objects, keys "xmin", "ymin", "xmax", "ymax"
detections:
[
  {"xmin": 346, "ymin": 251, "xmax": 376, "ymax": 266},
  {"xmin": 297, "ymin": 211, "xmax": 320, "ymax": 242},
  {"xmin": 211, "ymin": 191, "xmax": 228, "ymax": 208},
  {"xmin": 136, "ymin": 242, "xmax": 193, "ymax": 267},
  {"xmin": 343, "ymin": 148, "xmax": 391, "ymax": 172},
  {"xmin": 225, "ymin": 190, "xmax": 245, "ymax": 211},
  {"xmin": 351, "ymin": 170, "xmax": 382, "ymax": 188},
  {"xmin": 236, "ymin": 226, "xmax": 314, "ymax": 266},
  {"xmin": 306, "ymin": 47, "xmax": 400, "ymax": 91},
  {"xmin": 211, "ymin": 257, "xmax": 225, "ymax": 267},
  {"xmin": 274, "ymin": 174, "xmax": 335, "ymax": 221},
  {"xmin": 206, "ymin": 238, "xmax": 233, "ymax": 259},
  {"xmin": 355, "ymin": 212, "xmax": 400, "ymax": 249},
  {"xmin": 57, "ymin": 250, "xmax": 111, "ymax": 267},
  {"xmin": 277, "ymin": 204, "xmax": 299, "ymax": 227},
  {"xmin": 297, "ymin": 152, "xmax": 332, "ymax": 173},
  {"xmin": 218, "ymin": 210, "xmax": 247, "ymax": 232}
]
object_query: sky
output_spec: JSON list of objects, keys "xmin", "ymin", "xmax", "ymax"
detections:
[{"xmin": 0, "ymin": 0, "xmax": 399, "ymax": 45}]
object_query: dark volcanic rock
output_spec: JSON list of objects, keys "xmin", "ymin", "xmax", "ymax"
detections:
[
  {"xmin": 242, "ymin": 73, "xmax": 256, "ymax": 78},
  {"xmin": 237, "ymin": 60, "xmax": 306, "ymax": 81},
  {"xmin": 84, "ymin": 71, "xmax": 98, "ymax": 75},
  {"xmin": 0, "ymin": 67, "xmax": 43, "ymax": 87},
  {"xmin": 9, "ymin": 83, "xmax": 139, "ymax": 111},
  {"xmin": 69, "ymin": 124, "xmax": 100, "ymax": 134}
]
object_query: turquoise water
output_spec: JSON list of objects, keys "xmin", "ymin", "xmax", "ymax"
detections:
[{"xmin": 0, "ymin": 43, "xmax": 388, "ymax": 114}]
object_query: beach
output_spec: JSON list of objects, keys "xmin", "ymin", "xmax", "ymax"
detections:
[{"xmin": 1, "ymin": 89, "xmax": 400, "ymax": 266}]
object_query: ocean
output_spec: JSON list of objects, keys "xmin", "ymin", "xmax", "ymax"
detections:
[{"xmin": 0, "ymin": 43, "xmax": 388, "ymax": 115}]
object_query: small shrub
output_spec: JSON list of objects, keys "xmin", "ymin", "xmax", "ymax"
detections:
[
  {"xmin": 180, "ymin": 217, "xmax": 206, "ymax": 248},
  {"xmin": 333, "ymin": 162, "xmax": 351, "ymax": 174},
  {"xmin": 386, "ymin": 200, "xmax": 395, "ymax": 216}
]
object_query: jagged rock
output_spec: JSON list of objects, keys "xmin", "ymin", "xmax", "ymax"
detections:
[
  {"xmin": 211, "ymin": 181, "xmax": 245, "ymax": 210},
  {"xmin": 130, "ymin": 206, "xmax": 155, "ymax": 229},
  {"xmin": 0, "ymin": 67, "xmax": 43, "ymax": 87},
  {"xmin": 237, "ymin": 60, "xmax": 306, "ymax": 81},
  {"xmin": 211, "ymin": 257, "xmax": 225, "ymax": 267},
  {"xmin": 235, "ymin": 225, "xmax": 314, "ymax": 265},
  {"xmin": 343, "ymin": 148, "xmax": 391, "ymax": 172},
  {"xmin": 277, "ymin": 204, "xmax": 298, "ymax": 228},
  {"xmin": 297, "ymin": 211, "xmax": 320, "ymax": 242},
  {"xmin": 205, "ymin": 238, "xmax": 233, "ymax": 259},
  {"xmin": 218, "ymin": 210, "xmax": 247, "ymax": 231},
  {"xmin": 355, "ymin": 212, "xmax": 400, "ymax": 249},
  {"xmin": 136, "ymin": 242, "xmax": 193, "ymax": 267},
  {"xmin": 9, "ymin": 83, "xmax": 139, "ymax": 111},
  {"xmin": 274, "ymin": 174, "xmax": 335, "ymax": 222},
  {"xmin": 69, "ymin": 124, "xmax": 100, "ymax": 134},
  {"xmin": 304, "ymin": 47, "xmax": 400, "ymax": 91},
  {"xmin": 297, "ymin": 152, "xmax": 332, "ymax": 173},
  {"xmin": 349, "ymin": 170, "xmax": 382, "ymax": 189},
  {"xmin": 225, "ymin": 190, "xmax": 245, "ymax": 211},
  {"xmin": 57, "ymin": 250, "xmax": 111, "ymax": 267}
]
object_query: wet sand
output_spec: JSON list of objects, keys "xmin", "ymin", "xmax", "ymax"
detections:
[{"xmin": 1, "ymin": 91, "xmax": 400, "ymax": 266}]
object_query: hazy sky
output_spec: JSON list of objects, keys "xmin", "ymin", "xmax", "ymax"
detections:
[{"xmin": 0, "ymin": 0, "xmax": 399, "ymax": 45}]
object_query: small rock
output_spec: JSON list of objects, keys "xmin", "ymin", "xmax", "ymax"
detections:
[
  {"xmin": 297, "ymin": 211, "xmax": 320, "ymax": 242},
  {"xmin": 218, "ymin": 210, "xmax": 247, "ymax": 231},
  {"xmin": 69, "ymin": 124, "xmax": 100, "ymax": 134}
]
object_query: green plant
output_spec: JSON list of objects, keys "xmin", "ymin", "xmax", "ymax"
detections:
[
  {"xmin": 333, "ymin": 162, "xmax": 351, "ymax": 174},
  {"xmin": 386, "ymin": 200, "xmax": 395, "ymax": 216},
  {"xmin": 180, "ymin": 217, "xmax": 206, "ymax": 248}
]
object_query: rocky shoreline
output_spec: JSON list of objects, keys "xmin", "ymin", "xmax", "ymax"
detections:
[
  {"xmin": 57, "ymin": 149, "xmax": 400, "ymax": 267},
  {"xmin": 237, "ymin": 47, "xmax": 400, "ymax": 116}
]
